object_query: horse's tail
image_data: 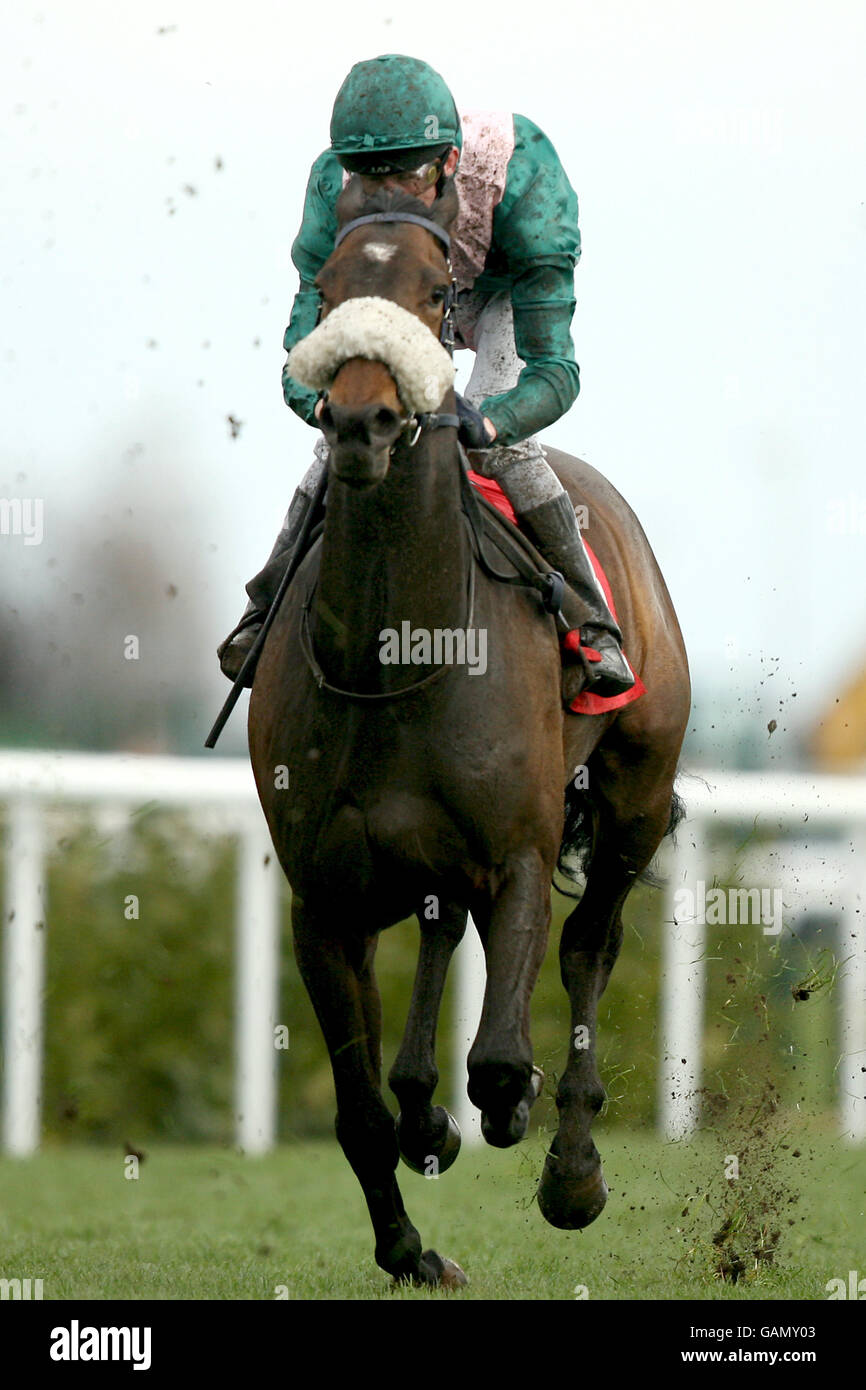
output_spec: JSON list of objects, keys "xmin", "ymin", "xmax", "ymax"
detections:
[{"xmin": 555, "ymin": 777, "xmax": 687, "ymax": 896}]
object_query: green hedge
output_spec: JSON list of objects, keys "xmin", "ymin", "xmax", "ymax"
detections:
[{"xmin": 0, "ymin": 813, "xmax": 840, "ymax": 1145}]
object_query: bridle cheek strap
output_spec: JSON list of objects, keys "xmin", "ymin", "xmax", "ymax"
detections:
[{"xmin": 332, "ymin": 211, "xmax": 457, "ymax": 354}]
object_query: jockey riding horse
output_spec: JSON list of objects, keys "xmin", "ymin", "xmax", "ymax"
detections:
[{"xmin": 218, "ymin": 52, "xmax": 635, "ymax": 700}]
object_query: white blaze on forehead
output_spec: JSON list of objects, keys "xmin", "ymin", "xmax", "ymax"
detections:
[
  {"xmin": 364, "ymin": 242, "xmax": 398, "ymax": 263},
  {"xmin": 285, "ymin": 296, "xmax": 454, "ymax": 413}
]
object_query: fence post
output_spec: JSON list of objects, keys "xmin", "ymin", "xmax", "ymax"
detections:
[
  {"xmin": 234, "ymin": 816, "xmax": 280, "ymax": 1154},
  {"xmin": 839, "ymin": 826, "xmax": 866, "ymax": 1142},
  {"xmin": 2, "ymin": 798, "xmax": 46, "ymax": 1156},
  {"xmin": 453, "ymin": 916, "xmax": 486, "ymax": 1144},
  {"xmin": 660, "ymin": 820, "xmax": 709, "ymax": 1139}
]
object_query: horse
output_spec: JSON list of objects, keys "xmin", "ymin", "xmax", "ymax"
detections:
[{"xmin": 247, "ymin": 175, "xmax": 690, "ymax": 1288}]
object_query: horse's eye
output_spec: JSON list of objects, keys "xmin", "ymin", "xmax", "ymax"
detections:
[{"xmin": 429, "ymin": 286, "xmax": 447, "ymax": 306}]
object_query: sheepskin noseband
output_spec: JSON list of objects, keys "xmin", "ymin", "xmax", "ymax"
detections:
[{"xmin": 285, "ymin": 296, "xmax": 455, "ymax": 414}]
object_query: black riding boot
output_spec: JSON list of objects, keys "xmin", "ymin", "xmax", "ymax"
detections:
[
  {"xmin": 217, "ymin": 487, "xmax": 316, "ymax": 685},
  {"xmin": 517, "ymin": 492, "xmax": 636, "ymax": 698}
]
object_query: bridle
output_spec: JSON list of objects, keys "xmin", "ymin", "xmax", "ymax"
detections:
[
  {"xmin": 301, "ymin": 206, "xmax": 478, "ymax": 700},
  {"xmin": 326, "ymin": 209, "xmax": 459, "ymax": 444},
  {"xmin": 332, "ymin": 210, "xmax": 456, "ymax": 350}
]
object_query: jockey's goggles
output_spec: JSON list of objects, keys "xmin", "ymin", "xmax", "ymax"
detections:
[{"xmin": 339, "ymin": 145, "xmax": 451, "ymax": 181}]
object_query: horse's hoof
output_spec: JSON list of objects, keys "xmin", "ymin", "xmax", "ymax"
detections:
[
  {"xmin": 396, "ymin": 1108, "xmax": 461, "ymax": 1176},
  {"xmin": 536, "ymin": 1160, "xmax": 608, "ymax": 1230},
  {"xmin": 438, "ymin": 1256, "xmax": 468, "ymax": 1289},
  {"xmin": 392, "ymin": 1250, "xmax": 468, "ymax": 1290},
  {"xmin": 422, "ymin": 1251, "xmax": 467, "ymax": 1290}
]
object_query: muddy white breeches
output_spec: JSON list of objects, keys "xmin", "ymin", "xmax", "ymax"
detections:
[{"xmin": 457, "ymin": 290, "xmax": 564, "ymax": 512}]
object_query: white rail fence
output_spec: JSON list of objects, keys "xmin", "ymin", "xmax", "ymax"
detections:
[
  {"xmin": 1, "ymin": 752, "xmax": 864, "ymax": 1155},
  {"xmin": 1, "ymin": 752, "xmax": 278, "ymax": 1157},
  {"xmin": 661, "ymin": 773, "xmax": 866, "ymax": 1144}
]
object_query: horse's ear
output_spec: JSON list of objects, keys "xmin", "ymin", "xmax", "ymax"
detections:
[
  {"xmin": 430, "ymin": 176, "xmax": 459, "ymax": 236},
  {"xmin": 335, "ymin": 174, "xmax": 366, "ymax": 229}
]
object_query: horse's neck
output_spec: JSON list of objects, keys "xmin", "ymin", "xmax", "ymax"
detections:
[{"xmin": 314, "ymin": 434, "xmax": 468, "ymax": 691}]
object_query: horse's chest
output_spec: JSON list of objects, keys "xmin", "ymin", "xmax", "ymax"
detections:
[{"xmin": 272, "ymin": 678, "xmax": 554, "ymax": 894}]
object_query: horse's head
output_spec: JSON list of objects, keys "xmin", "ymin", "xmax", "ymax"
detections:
[{"xmin": 286, "ymin": 176, "xmax": 459, "ymax": 487}]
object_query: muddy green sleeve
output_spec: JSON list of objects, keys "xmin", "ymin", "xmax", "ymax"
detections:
[
  {"xmin": 479, "ymin": 115, "xmax": 581, "ymax": 445},
  {"xmin": 281, "ymin": 281, "xmax": 322, "ymax": 425},
  {"xmin": 281, "ymin": 151, "xmax": 343, "ymax": 424}
]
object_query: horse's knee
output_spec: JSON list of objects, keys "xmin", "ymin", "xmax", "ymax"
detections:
[{"xmin": 559, "ymin": 916, "xmax": 623, "ymax": 975}]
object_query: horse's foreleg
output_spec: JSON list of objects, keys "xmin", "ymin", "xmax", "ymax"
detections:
[
  {"xmin": 538, "ymin": 775, "xmax": 675, "ymax": 1230},
  {"xmin": 389, "ymin": 903, "xmax": 466, "ymax": 1176},
  {"xmin": 467, "ymin": 851, "xmax": 551, "ymax": 1147},
  {"xmin": 292, "ymin": 903, "xmax": 464, "ymax": 1287}
]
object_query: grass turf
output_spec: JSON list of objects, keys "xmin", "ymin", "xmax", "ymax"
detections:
[{"xmin": 0, "ymin": 1124, "xmax": 862, "ymax": 1301}]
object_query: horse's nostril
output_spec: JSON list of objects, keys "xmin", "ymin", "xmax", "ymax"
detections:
[
  {"xmin": 374, "ymin": 408, "xmax": 399, "ymax": 433},
  {"xmin": 323, "ymin": 401, "xmax": 401, "ymax": 445}
]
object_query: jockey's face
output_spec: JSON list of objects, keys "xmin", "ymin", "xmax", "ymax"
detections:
[{"xmin": 359, "ymin": 146, "xmax": 459, "ymax": 208}]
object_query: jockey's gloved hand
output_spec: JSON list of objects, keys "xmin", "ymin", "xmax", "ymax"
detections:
[{"xmin": 456, "ymin": 394, "xmax": 496, "ymax": 449}]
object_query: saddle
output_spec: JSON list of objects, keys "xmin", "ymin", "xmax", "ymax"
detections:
[
  {"xmin": 456, "ymin": 451, "xmax": 599, "ymax": 708},
  {"xmin": 458, "ymin": 452, "xmax": 645, "ymax": 715},
  {"xmin": 458, "ymin": 452, "xmax": 585, "ymax": 615}
]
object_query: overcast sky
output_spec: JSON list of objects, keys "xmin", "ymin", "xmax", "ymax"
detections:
[{"xmin": 3, "ymin": 0, "xmax": 865, "ymax": 763}]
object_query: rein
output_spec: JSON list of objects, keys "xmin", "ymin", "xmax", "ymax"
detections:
[
  {"xmin": 298, "ymin": 445, "xmax": 573, "ymax": 704},
  {"xmin": 299, "ymin": 521, "xmax": 476, "ymax": 701}
]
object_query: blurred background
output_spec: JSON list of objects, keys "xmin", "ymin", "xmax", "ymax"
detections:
[{"xmin": 2, "ymin": 0, "xmax": 864, "ymax": 1148}]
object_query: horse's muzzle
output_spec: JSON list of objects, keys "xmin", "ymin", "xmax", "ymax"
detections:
[{"xmin": 321, "ymin": 400, "xmax": 405, "ymax": 487}]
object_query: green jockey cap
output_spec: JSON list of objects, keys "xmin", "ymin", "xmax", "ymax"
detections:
[{"xmin": 330, "ymin": 54, "xmax": 462, "ymax": 173}]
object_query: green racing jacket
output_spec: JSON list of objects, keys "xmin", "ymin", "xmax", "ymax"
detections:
[{"xmin": 281, "ymin": 113, "xmax": 581, "ymax": 447}]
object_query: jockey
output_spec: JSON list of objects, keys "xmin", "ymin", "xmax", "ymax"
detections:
[{"xmin": 218, "ymin": 53, "xmax": 635, "ymax": 697}]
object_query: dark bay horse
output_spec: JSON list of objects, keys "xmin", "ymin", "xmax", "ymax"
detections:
[{"xmin": 247, "ymin": 177, "xmax": 690, "ymax": 1287}]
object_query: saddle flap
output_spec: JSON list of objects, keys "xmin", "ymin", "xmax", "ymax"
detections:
[{"xmin": 461, "ymin": 465, "xmax": 595, "ymax": 632}]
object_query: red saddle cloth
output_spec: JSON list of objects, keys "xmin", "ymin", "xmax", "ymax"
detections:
[{"xmin": 466, "ymin": 471, "xmax": 646, "ymax": 715}]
